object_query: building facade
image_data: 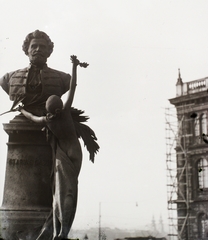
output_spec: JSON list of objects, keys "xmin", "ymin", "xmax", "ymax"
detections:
[{"xmin": 166, "ymin": 70, "xmax": 208, "ymax": 239}]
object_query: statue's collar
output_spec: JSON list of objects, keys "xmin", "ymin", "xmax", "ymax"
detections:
[{"xmin": 28, "ymin": 63, "xmax": 48, "ymax": 71}]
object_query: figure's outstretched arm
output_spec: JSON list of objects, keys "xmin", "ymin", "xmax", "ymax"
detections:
[
  {"xmin": 20, "ymin": 109, "xmax": 47, "ymax": 124},
  {"xmin": 64, "ymin": 55, "xmax": 88, "ymax": 109}
]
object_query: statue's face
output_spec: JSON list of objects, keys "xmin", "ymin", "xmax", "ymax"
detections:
[{"xmin": 28, "ymin": 38, "xmax": 50, "ymax": 66}]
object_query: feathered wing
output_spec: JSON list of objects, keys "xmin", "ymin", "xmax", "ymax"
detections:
[
  {"xmin": 71, "ymin": 107, "xmax": 100, "ymax": 163},
  {"xmin": 71, "ymin": 107, "xmax": 89, "ymax": 122}
]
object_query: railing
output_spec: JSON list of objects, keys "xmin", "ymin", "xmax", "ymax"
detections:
[
  {"xmin": 187, "ymin": 78, "xmax": 207, "ymax": 94},
  {"xmin": 177, "ymin": 77, "xmax": 208, "ymax": 96}
]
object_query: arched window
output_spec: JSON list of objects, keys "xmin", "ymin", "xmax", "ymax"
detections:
[
  {"xmin": 198, "ymin": 212, "xmax": 208, "ymax": 238},
  {"xmin": 201, "ymin": 113, "xmax": 207, "ymax": 135},
  {"xmin": 198, "ymin": 158, "xmax": 208, "ymax": 189}
]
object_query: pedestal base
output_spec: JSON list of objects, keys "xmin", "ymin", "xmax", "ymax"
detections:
[
  {"xmin": 0, "ymin": 115, "xmax": 53, "ymax": 239},
  {"xmin": 0, "ymin": 208, "xmax": 50, "ymax": 240}
]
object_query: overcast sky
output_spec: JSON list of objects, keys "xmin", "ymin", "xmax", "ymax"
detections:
[{"xmin": 0, "ymin": 0, "xmax": 208, "ymax": 232}]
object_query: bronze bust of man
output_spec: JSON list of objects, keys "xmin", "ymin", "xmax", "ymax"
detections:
[{"xmin": 0, "ymin": 30, "xmax": 71, "ymax": 116}]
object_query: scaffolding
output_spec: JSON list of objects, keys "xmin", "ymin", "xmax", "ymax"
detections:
[{"xmin": 165, "ymin": 104, "xmax": 194, "ymax": 240}]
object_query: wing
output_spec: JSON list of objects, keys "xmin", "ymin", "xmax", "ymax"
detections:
[
  {"xmin": 71, "ymin": 107, "xmax": 100, "ymax": 163},
  {"xmin": 71, "ymin": 107, "xmax": 89, "ymax": 122}
]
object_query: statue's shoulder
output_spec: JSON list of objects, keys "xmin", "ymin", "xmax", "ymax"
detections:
[
  {"xmin": 43, "ymin": 67, "xmax": 70, "ymax": 93},
  {"xmin": 0, "ymin": 67, "xmax": 28, "ymax": 94},
  {"xmin": 1, "ymin": 67, "xmax": 28, "ymax": 80},
  {"xmin": 11, "ymin": 67, "xmax": 28, "ymax": 74},
  {"xmin": 45, "ymin": 67, "xmax": 70, "ymax": 79},
  {"xmin": 14, "ymin": 67, "xmax": 28, "ymax": 72}
]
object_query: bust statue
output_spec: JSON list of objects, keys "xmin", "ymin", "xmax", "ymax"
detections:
[{"xmin": 0, "ymin": 30, "xmax": 71, "ymax": 116}]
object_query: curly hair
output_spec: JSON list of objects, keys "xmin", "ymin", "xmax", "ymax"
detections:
[{"xmin": 22, "ymin": 30, "xmax": 54, "ymax": 57}]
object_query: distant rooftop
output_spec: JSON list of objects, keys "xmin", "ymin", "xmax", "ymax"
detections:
[{"xmin": 176, "ymin": 69, "xmax": 208, "ymax": 97}]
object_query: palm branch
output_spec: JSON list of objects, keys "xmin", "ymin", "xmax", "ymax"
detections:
[
  {"xmin": 0, "ymin": 95, "xmax": 25, "ymax": 116},
  {"xmin": 71, "ymin": 107, "xmax": 99, "ymax": 163}
]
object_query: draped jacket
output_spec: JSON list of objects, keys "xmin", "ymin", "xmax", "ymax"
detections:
[{"xmin": 0, "ymin": 65, "xmax": 71, "ymax": 115}]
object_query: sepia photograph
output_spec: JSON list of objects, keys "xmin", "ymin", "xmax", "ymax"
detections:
[{"xmin": 0, "ymin": 1, "xmax": 208, "ymax": 239}]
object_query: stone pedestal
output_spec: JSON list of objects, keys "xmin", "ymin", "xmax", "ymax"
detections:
[{"xmin": 0, "ymin": 114, "xmax": 53, "ymax": 240}]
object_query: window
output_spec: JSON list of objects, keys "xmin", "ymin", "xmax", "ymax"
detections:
[
  {"xmin": 198, "ymin": 212, "xmax": 208, "ymax": 238},
  {"xmin": 198, "ymin": 158, "xmax": 208, "ymax": 189},
  {"xmin": 201, "ymin": 113, "xmax": 207, "ymax": 135},
  {"xmin": 194, "ymin": 117, "xmax": 200, "ymax": 137},
  {"xmin": 193, "ymin": 117, "xmax": 200, "ymax": 144},
  {"xmin": 193, "ymin": 113, "xmax": 207, "ymax": 144}
]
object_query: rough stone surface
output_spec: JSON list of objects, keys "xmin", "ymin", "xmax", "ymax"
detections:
[{"xmin": 0, "ymin": 114, "xmax": 53, "ymax": 240}]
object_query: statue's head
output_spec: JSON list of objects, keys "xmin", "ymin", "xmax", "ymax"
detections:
[
  {"xmin": 46, "ymin": 95, "xmax": 63, "ymax": 116},
  {"xmin": 22, "ymin": 30, "xmax": 54, "ymax": 66}
]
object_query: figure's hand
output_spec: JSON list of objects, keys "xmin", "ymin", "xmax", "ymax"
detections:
[
  {"xmin": 70, "ymin": 55, "xmax": 80, "ymax": 66},
  {"xmin": 70, "ymin": 55, "xmax": 89, "ymax": 68},
  {"xmin": 14, "ymin": 104, "xmax": 24, "ymax": 112}
]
